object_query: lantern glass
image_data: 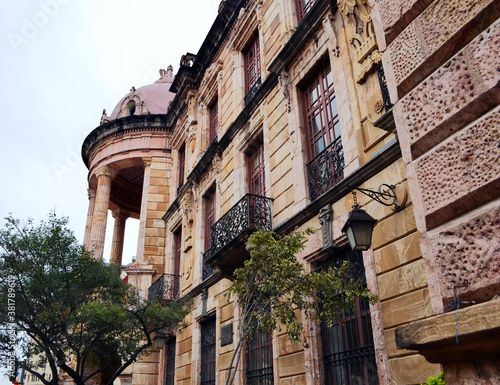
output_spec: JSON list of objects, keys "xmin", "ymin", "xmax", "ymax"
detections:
[
  {"xmin": 154, "ymin": 331, "xmax": 166, "ymax": 350},
  {"xmin": 342, "ymin": 207, "xmax": 377, "ymax": 251}
]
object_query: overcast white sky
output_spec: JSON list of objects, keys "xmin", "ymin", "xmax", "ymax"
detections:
[
  {"xmin": 0, "ymin": 0, "xmax": 220, "ymax": 262},
  {"xmin": 0, "ymin": 1, "xmax": 219, "ymax": 380}
]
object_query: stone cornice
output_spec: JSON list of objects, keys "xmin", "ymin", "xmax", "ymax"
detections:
[
  {"xmin": 165, "ymin": 0, "xmax": 245, "ymax": 129},
  {"xmin": 81, "ymin": 114, "xmax": 170, "ymax": 168}
]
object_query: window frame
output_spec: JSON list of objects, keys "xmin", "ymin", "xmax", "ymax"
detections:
[
  {"xmin": 165, "ymin": 337, "xmax": 176, "ymax": 385},
  {"xmin": 295, "ymin": 0, "xmax": 317, "ymax": 23},
  {"xmin": 244, "ymin": 32, "xmax": 261, "ymax": 95},
  {"xmin": 178, "ymin": 144, "xmax": 185, "ymax": 189},
  {"xmin": 247, "ymin": 330, "xmax": 274, "ymax": 385},
  {"xmin": 200, "ymin": 318, "xmax": 216, "ymax": 385},
  {"xmin": 209, "ymin": 98, "xmax": 218, "ymax": 144},
  {"xmin": 319, "ymin": 250, "xmax": 379, "ymax": 385},
  {"xmin": 247, "ymin": 140, "xmax": 265, "ymax": 197}
]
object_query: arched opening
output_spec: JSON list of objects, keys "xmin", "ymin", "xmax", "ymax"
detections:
[{"xmin": 126, "ymin": 100, "xmax": 136, "ymax": 116}]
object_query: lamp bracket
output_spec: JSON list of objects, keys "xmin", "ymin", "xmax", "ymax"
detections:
[{"xmin": 349, "ymin": 184, "xmax": 400, "ymax": 209}]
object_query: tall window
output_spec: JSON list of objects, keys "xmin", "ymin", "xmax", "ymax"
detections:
[
  {"xmin": 178, "ymin": 144, "xmax": 185, "ymax": 189},
  {"xmin": 174, "ymin": 230, "xmax": 181, "ymax": 277},
  {"xmin": 165, "ymin": 338, "xmax": 176, "ymax": 385},
  {"xmin": 247, "ymin": 142, "xmax": 265, "ymax": 196},
  {"xmin": 244, "ymin": 33, "xmax": 261, "ymax": 96},
  {"xmin": 205, "ymin": 190, "xmax": 216, "ymax": 252},
  {"xmin": 209, "ymin": 98, "xmax": 218, "ymax": 143},
  {"xmin": 295, "ymin": 0, "xmax": 316, "ymax": 22},
  {"xmin": 304, "ymin": 65, "xmax": 344, "ymax": 200},
  {"xmin": 320, "ymin": 250, "xmax": 378, "ymax": 385},
  {"xmin": 201, "ymin": 318, "xmax": 216, "ymax": 385},
  {"xmin": 247, "ymin": 331, "xmax": 273, "ymax": 385}
]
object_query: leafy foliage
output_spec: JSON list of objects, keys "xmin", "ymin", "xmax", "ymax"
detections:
[
  {"xmin": 422, "ymin": 372, "xmax": 445, "ymax": 385},
  {"xmin": 224, "ymin": 229, "xmax": 378, "ymax": 385},
  {"xmin": 0, "ymin": 213, "xmax": 190, "ymax": 385}
]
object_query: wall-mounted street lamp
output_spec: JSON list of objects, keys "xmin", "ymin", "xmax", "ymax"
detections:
[
  {"xmin": 342, "ymin": 184, "xmax": 402, "ymax": 251},
  {"xmin": 154, "ymin": 330, "xmax": 167, "ymax": 350}
]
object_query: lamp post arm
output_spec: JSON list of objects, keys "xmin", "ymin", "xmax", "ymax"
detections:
[{"xmin": 348, "ymin": 184, "xmax": 400, "ymax": 209}]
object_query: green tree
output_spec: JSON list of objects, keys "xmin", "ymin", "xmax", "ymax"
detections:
[
  {"xmin": 224, "ymin": 229, "xmax": 378, "ymax": 385},
  {"xmin": 0, "ymin": 213, "xmax": 190, "ymax": 385}
]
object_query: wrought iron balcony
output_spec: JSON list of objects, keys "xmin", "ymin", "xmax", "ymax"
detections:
[
  {"xmin": 376, "ymin": 64, "xmax": 392, "ymax": 112},
  {"xmin": 244, "ymin": 77, "xmax": 262, "ymax": 106},
  {"xmin": 307, "ymin": 139, "xmax": 344, "ymax": 201},
  {"xmin": 202, "ymin": 250, "xmax": 214, "ymax": 281},
  {"xmin": 205, "ymin": 194, "xmax": 273, "ymax": 271},
  {"xmin": 148, "ymin": 274, "xmax": 181, "ymax": 304}
]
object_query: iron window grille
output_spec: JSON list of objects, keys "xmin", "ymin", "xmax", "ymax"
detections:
[
  {"xmin": 320, "ymin": 250, "xmax": 379, "ymax": 385},
  {"xmin": 206, "ymin": 194, "xmax": 273, "ymax": 259},
  {"xmin": 304, "ymin": 65, "xmax": 344, "ymax": 201},
  {"xmin": 247, "ymin": 331, "xmax": 274, "ymax": 385},
  {"xmin": 201, "ymin": 318, "xmax": 216, "ymax": 385},
  {"xmin": 307, "ymin": 138, "xmax": 344, "ymax": 201},
  {"xmin": 203, "ymin": 191, "xmax": 216, "ymax": 281},
  {"xmin": 295, "ymin": 0, "xmax": 317, "ymax": 22},
  {"xmin": 148, "ymin": 274, "xmax": 181, "ymax": 304},
  {"xmin": 165, "ymin": 338, "xmax": 176, "ymax": 385}
]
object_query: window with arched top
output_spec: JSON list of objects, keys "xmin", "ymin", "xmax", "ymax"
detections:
[{"xmin": 126, "ymin": 100, "xmax": 136, "ymax": 116}]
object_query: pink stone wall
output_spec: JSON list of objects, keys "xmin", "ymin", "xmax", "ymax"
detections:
[
  {"xmin": 395, "ymin": 19, "xmax": 500, "ymax": 162},
  {"xmin": 421, "ymin": 203, "xmax": 500, "ymax": 307}
]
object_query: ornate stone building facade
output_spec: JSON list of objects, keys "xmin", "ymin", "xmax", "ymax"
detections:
[{"xmin": 81, "ymin": 0, "xmax": 499, "ymax": 384}]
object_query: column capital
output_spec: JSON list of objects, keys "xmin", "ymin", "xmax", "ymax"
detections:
[
  {"xmin": 142, "ymin": 157, "xmax": 152, "ymax": 168},
  {"xmin": 95, "ymin": 165, "xmax": 117, "ymax": 179},
  {"xmin": 112, "ymin": 208, "xmax": 131, "ymax": 220}
]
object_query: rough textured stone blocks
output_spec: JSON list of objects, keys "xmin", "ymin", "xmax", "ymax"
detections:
[
  {"xmin": 421, "ymin": 203, "xmax": 500, "ymax": 305},
  {"xmin": 387, "ymin": 0, "xmax": 500, "ymax": 97},
  {"xmin": 411, "ymin": 107, "xmax": 500, "ymax": 231},
  {"xmin": 395, "ymin": 18, "xmax": 500, "ymax": 161}
]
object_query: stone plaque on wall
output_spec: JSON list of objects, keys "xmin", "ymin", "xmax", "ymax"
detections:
[{"xmin": 221, "ymin": 322, "xmax": 233, "ymax": 346}]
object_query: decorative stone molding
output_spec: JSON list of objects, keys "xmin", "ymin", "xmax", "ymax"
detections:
[
  {"xmin": 337, "ymin": 0, "xmax": 379, "ymax": 83},
  {"xmin": 100, "ymin": 109, "xmax": 110, "ymax": 125},
  {"xmin": 181, "ymin": 189, "xmax": 195, "ymax": 251},
  {"xmin": 318, "ymin": 205, "xmax": 337, "ymax": 252},
  {"xmin": 278, "ymin": 70, "xmax": 292, "ymax": 112}
]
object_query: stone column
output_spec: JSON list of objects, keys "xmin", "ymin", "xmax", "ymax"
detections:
[
  {"xmin": 89, "ymin": 166, "xmax": 115, "ymax": 260},
  {"xmin": 110, "ymin": 209, "xmax": 129, "ymax": 266},
  {"xmin": 83, "ymin": 188, "xmax": 96, "ymax": 250},
  {"xmin": 136, "ymin": 158, "xmax": 152, "ymax": 262}
]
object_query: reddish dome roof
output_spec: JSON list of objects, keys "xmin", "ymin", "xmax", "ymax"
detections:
[{"xmin": 105, "ymin": 66, "xmax": 176, "ymax": 122}]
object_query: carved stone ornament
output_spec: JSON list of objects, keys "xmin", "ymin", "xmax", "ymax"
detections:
[
  {"xmin": 100, "ymin": 109, "xmax": 110, "ymax": 125},
  {"xmin": 338, "ymin": 0, "xmax": 379, "ymax": 84},
  {"xmin": 278, "ymin": 70, "xmax": 292, "ymax": 112},
  {"xmin": 318, "ymin": 205, "xmax": 336, "ymax": 252},
  {"xmin": 181, "ymin": 190, "xmax": 194, "ymax": 227},
  {"xmin": 337, "ymin": 0, "xmax": 356, "ymax": 16}
]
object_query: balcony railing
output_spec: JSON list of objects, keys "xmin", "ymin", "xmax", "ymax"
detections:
[
  {"xmin": 202, "ymin": 250, "xmax": 214, "ymax": 281},
  {"xmin": 376, "ymin": 64, "xmax": 392, "ymax": 112},
  {"xmin": 244, "ymin": 77, "xmax": 262, "ymax": 106},
  {"xmin": 204, "ymin": 194, "xmax": 273, "ymax": 269},
  {"xmin": 307, "ymin": 139, "xmax": 344, "ymax": 201},
  {"xmin": 148, "ymin": 274, "xmax": 181, "ymax": 303}
]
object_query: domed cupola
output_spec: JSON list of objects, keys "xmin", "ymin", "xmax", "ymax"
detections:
[{"xmin": 100, "ymin": 66, "xmax": 176, "ymax": 124}]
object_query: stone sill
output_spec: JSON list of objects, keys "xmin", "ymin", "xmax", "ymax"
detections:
[{"xmin": 395, "ymin": 299, "xmax": 500, "ymax": 363}]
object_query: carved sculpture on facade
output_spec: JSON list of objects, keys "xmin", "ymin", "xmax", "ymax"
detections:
[
  {"xmin": 181, "ymin": 190, "xmax": 195, "ymax": 251},
  {"xmin": 100, "ymin": 109, "xmax": 110, "ymax": 125},
  {"xmin": 318, "ymin": 204, "xmax": 336, "ymax": 253},
  {"xmin": 337, "ymin": 0, "xmax": 380, "ymax": 83},
  {"xmin": 278, "ymin": 70, "xmax": 292, "ymax": 113}
]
